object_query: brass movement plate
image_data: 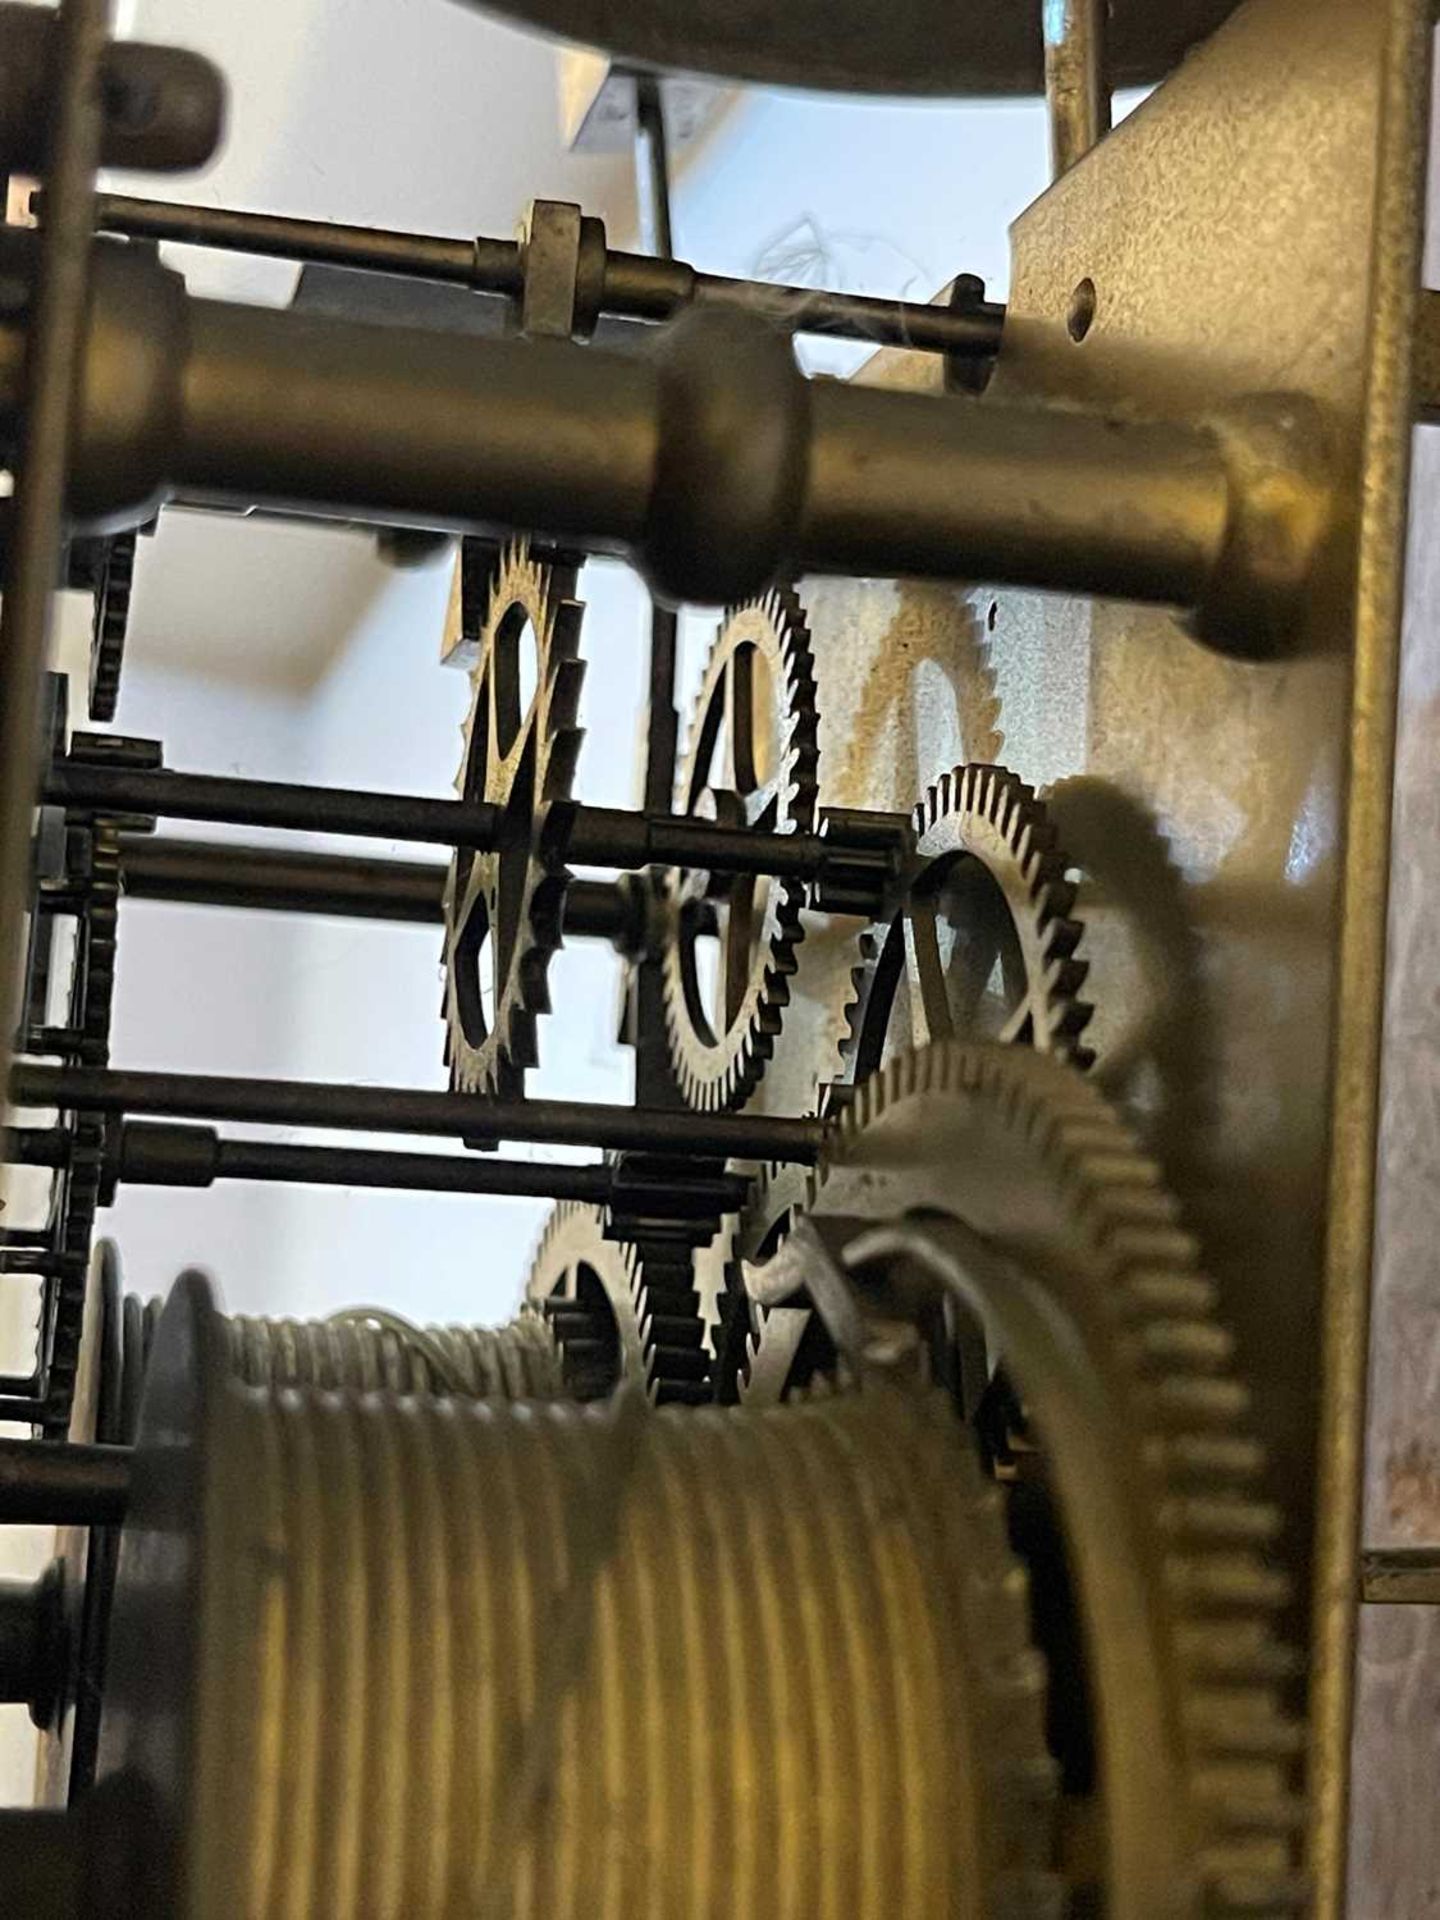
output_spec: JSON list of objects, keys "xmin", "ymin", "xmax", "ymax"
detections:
[{"xmin": 727, "ymin": 2, "xmax": 1429, "ymax": 1911}]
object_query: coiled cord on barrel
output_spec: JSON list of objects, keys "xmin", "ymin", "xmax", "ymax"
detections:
[
  {"xmin": 185, "ymin": 1382, "xmax": 1060, "ymax": 1918},
  {"xmin": 224, "ymin": 1305, "xmax": 562, "ymax": 1400}
]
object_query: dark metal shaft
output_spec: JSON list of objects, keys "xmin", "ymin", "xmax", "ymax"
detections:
[
  {"xmin": 632, "ymin": 73, "xmax": 682, "ymax": 821},
  {"xmin": 49, "ymin": 759, "xmax": 826, "ymax": 879},
  {"xmin": 632, "ymin": 74, "xmax": 675, "ymax": 267},
  {"xmin": 0, "ymin": 0, "xmax": 109, "ymax": 1125},
  {"xmin": 88, "ymin": 189, "xmax": 1003, "ymax": 358},
  {"xmin": 120, "ymin": 836, "xmax": 447, "ymax": 921},
  {"xmin": 1044, "ymin": 0, "xmax": 1112, "ymax": 177},
  {"xmin": 0, "ymin": 1437, "xmax": 130, "ymax": 1526},
  {"xmin": 49, "ymin": 759, "xmax": 497, "ymax": 848},
  {"xmin": 110, "ymin": 1120, "xmax": 751, "ymax": 1208},
  {"xmin": 10, "ymin": 1064, "xmax": 825, "ymax": 1160},
  {"xmin": 116, "ymin": 835, "xmax": 643, "ymax": 940}
]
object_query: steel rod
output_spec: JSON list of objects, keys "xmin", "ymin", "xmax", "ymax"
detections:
[
  {"xmin": 632, "ymin": 74, "xmax": 682, "ymax": 823},
  {"xmin": 1043, "ymin": 0, "xmax": 1112, "ymax": 178},
  {"xmin": 567, "ymin": 804, "xmax": 822, "ymax": 880},
  {"xmin": 112, "ymin": 1120, "xmax": 752, "ymax": 1207},
  {"xmin": 632, "ymin": 74, "xmax": 674, "ymax": 263},
  {"xmin": 50, "ymin": 760, "xmax": 827, "ymax": 879},
  {"xmin": 0, "ymin": 1436, "xmax": 130, "ymax": 1525},
  {"xmin": 120, "ymin": 835, "xmax": 447, "ymax": 921},
  {"xmin": 87, "ymin": 189, "xmax": 1003, "ymax": 358},
  {"xmin": 1360, "ymin": 1547, "xmax": 1440, "ymax": 1606},
  {"xmin": 0, "ymin": 0, "xmax": 110, "ymax": 1121},
  {"xmin": 48, "ymin": 759, "xmax": 497, "ymax": 848},
  {"xmin": 10, "ymin": 1064, "xmax": 825, "ymax": 1160},
  {"xmin": 116, "ymin": 835, "xmax": 644, "ymax": 938}
]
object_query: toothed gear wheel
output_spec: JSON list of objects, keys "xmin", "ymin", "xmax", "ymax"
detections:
[
  {"xmin": 710, "ymin": 1158, "xmax": 829, "ymax": 1404},
  {"xmin": 86, "ymin": 531, "xmax": 136, "ymax": 724},
  {"xmin": 442, "ymin": 542, "xmax": 585, "ymax": 1099},
  {"xmin": 16, "ymin": 812, "xmax": 123, "ymax": 1435},
  {"xmin": 842, "ymin": 763, "xmax": 1094, "ymax": 1086},
  {"xmin": 663, "ymin": 589, "xmax": 819, "ymax": 1112},
  {"xmin": 524, "ymin": 1200, "xmax": 710, "ymax": 1405},
  {"xmin": 808, "ymin": 1041, "xmax": 1304, "ymax": 1918}
]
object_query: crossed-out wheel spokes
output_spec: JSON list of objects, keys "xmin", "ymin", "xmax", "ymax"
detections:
[
  {"xmin": 843, "ymin": 763, "xmax": 1094, "ymax": 1085},
  {"xmin": 450, "ymin": 705, "xmax": 539, "ymax": 1056},
  {"xmin": 663, "ymin": 590, "xmax": 819, "ymax": 1111},
  {"xmin": 675, "ymin": 638, "xmax": 786, "ymax": 1042},
  {"xmin": 442, "ymin": 543, "xmax": 584, "ymax": 1098}
]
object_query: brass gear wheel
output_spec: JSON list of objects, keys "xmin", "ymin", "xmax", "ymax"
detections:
[
  {"xmin": 843, "ymin": 763, "xmax": 1093, "ymax": 1084},
  {"xmin": 804, "ymin": 1042, "xmax": 1304, "ymax": 1918},
  {"xmin": 709, "ymin": 1158, "xmax": 831, "ymax": 1405},
  {"xmin": 442, "ymin": 541, "xmax": 585, "ymax": 1098},
  {"xmin": 524, "ymin": 1199, "xmax": 710, "ymax": 1405},
  {"xmin": 662, "ymin": 589, "xmax": 819, "ymax": 1112}
]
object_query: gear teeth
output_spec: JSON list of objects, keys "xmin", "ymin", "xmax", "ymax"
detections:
[
  {"xmin": 709, "ymin": 1157, "xmax": 820, "ymax": 1404},
  {"xmin": 842, "ymin": 761, "xmax": 1097, "ymax": 1083},
  {"xmin": 662, "ymin": 588, "xmax": 820, "ymax": 1113},
  {"xmin": 812, "ymin": 1041, "xmax": 1305, "ymax": 1913},
  {"xmin": 86, "ymin": 531, "xmax": 137, "ymax": 723},
  {"xmin": 21, "ymin": 804, "xmax": 124, "ymax": 1431},
  {"xmin": 441, "ymin": 542, "xmax": 587, "ymax": 1099},
  {"xmin": 523, "ymin": 1200, "xmax": 710, "ymax": 1406}
]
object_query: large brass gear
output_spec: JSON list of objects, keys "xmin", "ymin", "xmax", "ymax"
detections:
[
  {"xmin": 843, "ymin": 763, "xmax": 1093, "ymax": 1085},
  {"xmin": 795, "ymin": 1042, "xmax": 1303, "ymax": 1919},
  {"xmin": 524, "ymin": 1199, "xmax": 709, "ymax": 1405},
  {"xmin": 662, "ymin": 589, "xmax": 819, "ymax": 1112},
  {"xmin": 441, "ymin": 541, "xmax": 585, "ymax": 1098}
]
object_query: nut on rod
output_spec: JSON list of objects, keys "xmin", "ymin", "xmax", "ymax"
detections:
[{"xmin": 85, "ymin": 190, "xmax": 1003, "ymax": 358}]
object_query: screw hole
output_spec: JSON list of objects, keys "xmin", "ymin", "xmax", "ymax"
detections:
[
  {"xmin": 1067, "ymin": 277, "xmax": 1097, "ymax": 344},
  {"xmin": 986, "ymin": 601, "xmax": 999, "ymax": 633}
]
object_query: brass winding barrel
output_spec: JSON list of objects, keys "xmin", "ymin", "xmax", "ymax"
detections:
[
  {"xmin": 224, "ymin": 1307, "xmax": 561, "ymax": 1400},
  {"xmin": 97, "ymin": 1276, "xmax": 1059, "ymax": 1918}
]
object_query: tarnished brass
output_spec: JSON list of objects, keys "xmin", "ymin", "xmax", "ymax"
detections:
[
  {"xmin": 450, "ymin": 0, "xmax": 1240, "ymax": 98},
  {"xmin": 0, "ymin": 233, "xmax": 1333, "ymax": 646},
  {"xmin": 225, "ymin": 1307, "xmax": 562, "ymax": 1400},
  {"xmin": 790, "ymin": 1042, "xmax": 1302, "ymax": 1919},
  {"xmin": 744, "ymin": 1, "xmax": 1429, "ymax": 1910},
  {"xmin": 98, "ymin": 1275, "xmax": 1059, "ymax": 1917}
]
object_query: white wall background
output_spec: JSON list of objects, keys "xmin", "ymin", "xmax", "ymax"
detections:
[
  {"xmin": 91, "ymin": 7, "xmax": 1058, "ymax": 1333},
  {"xmin": 3, "ymin": 0, "xmax": 1058, "ymax": 1801}
]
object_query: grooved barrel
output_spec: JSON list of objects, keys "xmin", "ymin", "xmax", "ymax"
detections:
[
  {"xmin": 147, "ymin": 1384, "xmax": 1057, "ymax": 1916},
  {"xmin": 225, "ymin": 1309, "xmax": 562, "ymax": 1400}
]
